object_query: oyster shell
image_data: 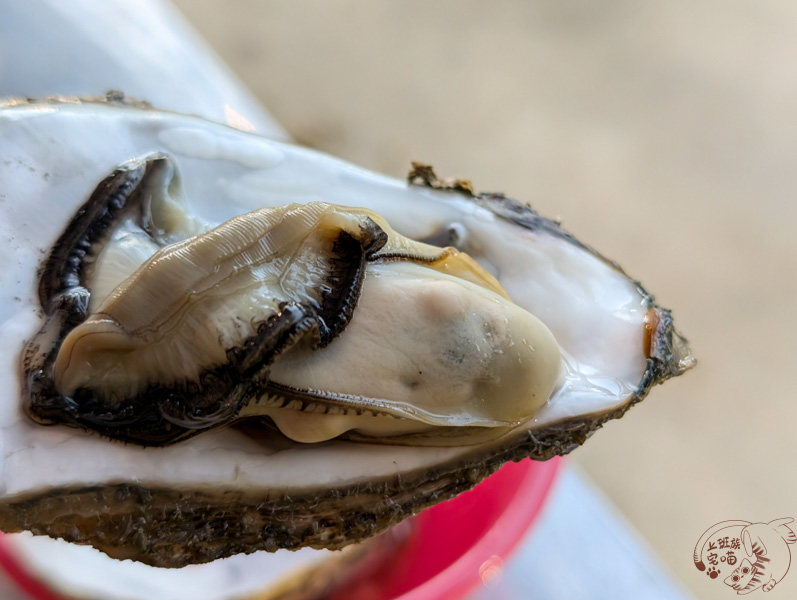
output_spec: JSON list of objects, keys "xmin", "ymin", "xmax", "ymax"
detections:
[
  {"xmin": 1, "ymin": 530, "xmax": 378, "ymax": 600},
  {"xmin": 0, "ymin": 96, "xmax": 693, "ymax": 567}
]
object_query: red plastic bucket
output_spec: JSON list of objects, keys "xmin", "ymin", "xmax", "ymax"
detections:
[{"xmin": 329, "ymin": 456, "xmax": 562, "ymax": 600}]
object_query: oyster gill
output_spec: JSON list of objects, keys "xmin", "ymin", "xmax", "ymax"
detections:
[{"xmin": 0, "ymin": 96, "xmax": 693, "ymax": 567}]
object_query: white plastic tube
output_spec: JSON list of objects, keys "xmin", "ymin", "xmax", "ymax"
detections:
[{"xmin": 0, "ymin": 0, "xmax": 286, "ymax": 139}]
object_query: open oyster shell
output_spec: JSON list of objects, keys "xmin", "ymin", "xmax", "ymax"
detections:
[{"xmin": 0, "ymin": 96, "xmax": 693, "ymax": 567}]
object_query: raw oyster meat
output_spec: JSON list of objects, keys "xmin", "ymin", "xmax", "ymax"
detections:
[
  {"xmin": 0, "ymin": 96, "xmax": 693, "ymax": 567},
  {"xmin": 25, "ymin": 182, "xmax": 560, "ymax": 447}
]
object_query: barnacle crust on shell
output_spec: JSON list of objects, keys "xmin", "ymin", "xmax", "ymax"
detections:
[{"xmin": 0, "ymin": 97, "xmax": 694, "ymax": 567}]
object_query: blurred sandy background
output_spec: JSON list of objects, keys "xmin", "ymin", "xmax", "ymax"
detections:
[{"xmin": 170, "ymin": 1, "xmax": 796, "ymax": 596}]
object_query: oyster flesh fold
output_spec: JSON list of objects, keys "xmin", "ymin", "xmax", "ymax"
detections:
[{"xmin": 0, "ymin": 96, "xmax": 694, "ymax": 567}]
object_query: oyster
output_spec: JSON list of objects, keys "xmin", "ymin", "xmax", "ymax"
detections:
[
  {"xmin": 0, "ymin": 96, "xmax": 693, "ymax": 567},
  {"xmin": 25, "ymin": 176, "xmax": 560, "ymax": 446}
]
